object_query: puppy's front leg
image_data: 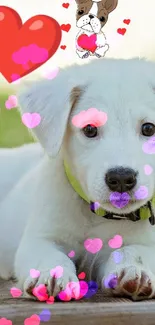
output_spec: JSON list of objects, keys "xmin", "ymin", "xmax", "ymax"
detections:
[
  {"xmin": 14, "ymin": 237, "xmax": 79, "ymax": 299},
  {"xmin": 97, "ymin": 245, "xmax": 155, "ymax": 300}
]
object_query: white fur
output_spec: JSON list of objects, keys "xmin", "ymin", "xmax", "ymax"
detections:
[{"xmin": 1, "ymin": 58, "xmax": 155, "ymax": 300}]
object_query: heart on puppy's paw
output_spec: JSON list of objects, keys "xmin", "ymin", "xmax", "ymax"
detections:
[
  {"xmin": 10, "ymin": 287, "xmax": 22, "ymax": 298},
  {"xmin": 84, "ymin": 238, "xmax": 103, "ymax": 254},
  {"xmin": 24, "ymin": 314, "xmax": 40, "ymax": 325},
  {"xmin": 50, "ymin": 266, "xmax": 63, "ymax": 278},
  {"xmin": 32, "ymin": 284, "xmax": 48, "ymax": 301},
  {"xmin": 22, "ymin": 113, "xmax": 41, "ymax": 129},
  {"xmin": 108, "ymin": 235, "xmax": 123, "ymax": 249},
  {"xmin": 30, "ymin": 268, "xmax": 40, "ymax": 278},
  {"xmin": 117, "ymin": 28, "xmax": 126, "ymax": 35},
  {"xmin": 58, "ymin": 280, "xmax": 88, "ymax": 301}
]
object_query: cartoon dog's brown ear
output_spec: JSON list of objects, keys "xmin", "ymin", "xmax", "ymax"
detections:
[
  {"xmin": 104, "ymin": 0, "xmax": 118, "ymax": 13},
  {"xmin": 75, "ymin": 0, "xmax": 88, "ymax": 3}
]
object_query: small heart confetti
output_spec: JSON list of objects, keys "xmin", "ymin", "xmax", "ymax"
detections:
[
  {"xmin": 78, "ymin": 272, "xmax": 86, "ymax": 280},
  {"xmin": 50, "ymin": 266, "xmax": 63, "ymax": 278},
  {"xmin": 33, "ymin": 284, "xmax": 48, "ymax": 301},
  {"xmin": 22, "ymin": 113, "xmax": 41, "ymax": 129},
  {"xmin": 61, "ymin": 24, "xmax": 71, "ymax": 32},
  {"xmin": 30, "ymin": 268, "xmax": 40, "ymax": 278},
  {"xmin": 84, "ymin": 238, "xmax": 103, "ymax": 254},
  {"xmin": 134, "ymin": 186, "xmax": 148, "ymax": 200},
  {"xmin": 68, "ymin": 250, "xmax": 75, "ymax": 258},
  {"xmin": 42, "ymin": 66, "xmax": 59, "ymax": 80},
  {"xmin": 108, "ymin": 235, "xmax": 123, "ymax": 249},
  {"xmin": 46, "ymin": 296, "xmax": 55, "ymax": 304},
  {"xmin": 39, "ymin": 309, "xmax": 51, "ymax": 322},
  {"xmin": 104, "ymin": 274, "xmax": 118, "ymax": 289},
  {"xmin": 60, "ymin": 45, "xmax": 66, "ymax": 50},
  {"xmin": 144, "ymin": 164, "xmax": 153, "ymax": 175},
  {"xmin": 24, "ymin": 314, "xmax": 40, "ymax": 325},
  {"xmin": 5, "ymin": 95, "xmax": 18, "ymax": 109},
  {"xmin": 84, "ymin": 281, "xmax": 98, "ymax": 298},
  {"xmin": 117, "ymin": 28, "xmax": 126, "ymax": 35},
  {"xmin": 0, "ymin": 318, "xmax": 12, "ymax": 325},
  {"xmin": 62, "ymin": 3, "xmax": 70, "ymax": 8},
  {"xmin": 113, "ymin": 251, "xmax": 123, "ymax": 263},
  {"xmin": 142, "ymin": 137, "xmax": 155, "ymax": 154},
  {"xmin": 123, "ymin": 19, "xmax": 131, "ymax": 25},
  {"xmin": 10, "ymin": 287, "xmax": 22, "ymax": 298}
]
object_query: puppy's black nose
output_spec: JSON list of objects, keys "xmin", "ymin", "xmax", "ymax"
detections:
[
  {"xmin": 105, "ymin": 167, "xmax": 137, "ymax": 192},
  {"xmin": 89, "ymin": 14, "xmax": 94, "ymax": 19}
]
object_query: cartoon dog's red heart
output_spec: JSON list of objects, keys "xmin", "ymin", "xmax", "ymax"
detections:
[
  {"xmin": 123, "ymin": 19, "xmax": 131, "ymax": 25},
  {"xmin": 117, "ymin": 28, "xmax": 126, "ymax": 35},
  {"xmin": 61, "ymin": 24, "xmax": 71, "ymax": 32},
  {"xmin": 0, "ymin": 6, "xmax": 62, "ymax": 83},
  {"xmin": 77, "ymin": 34, "xmax": 97, "ymax": 53}
]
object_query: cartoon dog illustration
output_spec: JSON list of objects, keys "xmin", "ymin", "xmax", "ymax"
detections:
[{"xmin": 75, "ymin": 0, "xmax": 118, "ymax": 59}]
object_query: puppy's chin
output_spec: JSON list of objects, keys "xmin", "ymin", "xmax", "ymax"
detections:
[{"xmin": 100, "ymin": 200, "xmax": 149, "ymax": 215}]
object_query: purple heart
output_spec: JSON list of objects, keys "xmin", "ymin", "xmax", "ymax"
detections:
[
  {"xmin": 103, "ymin": 274, "xmax": 118, "ymax": 289},
  {"xmin": 134, "ymin": 186, "xmax": 148, "ymax": 200},
  {"xmin": 109, "ymin": 192, "xmax": 130, "ymax": 208}
]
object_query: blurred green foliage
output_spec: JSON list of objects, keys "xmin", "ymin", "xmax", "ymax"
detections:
[{"xmin": 0, "ymin": 92, "xmax": 34, "ymax": 148}]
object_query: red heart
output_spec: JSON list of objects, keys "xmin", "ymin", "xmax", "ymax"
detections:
[
  {"xmin": 0, "ymin": 6, "xmax": 62, "ymax": 83},
  {"xmin": 62, "ymin": 3, "xmax": 70, "ymax": 8},
  {"xmin": 61, "ymin": 24, "xmax": 71, "ymax": 32},
  {"xmin": 77, "ymin": 34, "xmax": 97, "ymax": 53},
  {"xmin": 117, "ymin": 28, "xmax": 126, "ymax": 35},
  {"xmin": 123, "ymin": 19, "xmax": 131, "ymax": 25},
  {"xmin": 60, "ymin": 45, "xmax": 66, "ymax": 50}
]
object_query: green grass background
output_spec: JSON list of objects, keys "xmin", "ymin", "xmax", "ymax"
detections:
[{"xmin": 0, "ymin": 92, "xmax": 34, "ymax": 148}]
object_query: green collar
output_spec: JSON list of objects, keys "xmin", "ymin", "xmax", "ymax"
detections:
[{"xmin": 64, "ymin": 160, "xmax": 155, "ymax": 224}]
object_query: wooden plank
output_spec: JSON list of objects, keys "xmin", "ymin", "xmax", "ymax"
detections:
[{"xmin": 1, "ymin": 279, "xmax": 155, "ymax": 325}]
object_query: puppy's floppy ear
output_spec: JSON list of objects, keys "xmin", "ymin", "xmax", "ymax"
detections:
[
  {"xmin": 18, "ymin": 68, "xmax": 84, "ymax": 157},
  {"xmin": 104, "ymin": 0, "xmax": 118, "ymax": 13}
]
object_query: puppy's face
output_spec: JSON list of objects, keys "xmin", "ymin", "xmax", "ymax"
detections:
[
  {"xmin": 19, "ymin": 59, "xmax": 155, "ymax": 217},
  {"xmin": 76, "ymin": 0, "xmax": 118, "ymax": 33},
  {"xmin": 63, "ymin": 59, "xmax": 155, "ymax": 215}
]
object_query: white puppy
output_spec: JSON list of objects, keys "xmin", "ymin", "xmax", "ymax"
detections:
[{"xmin": 1, "ymin": 58, "xmax": 155, "ymax": 301}]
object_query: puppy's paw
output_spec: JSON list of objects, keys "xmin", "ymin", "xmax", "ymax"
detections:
[
  {"xmin": 82, "ymin": 52, "xmax": 90, "ymax": 59},
  {"xmin": 103, "ymin": 265, "xmax": 155, "ymax": 300},
  {"xmin": 21, "ymin": 267, "xmax": 79, "ymax": 301}
]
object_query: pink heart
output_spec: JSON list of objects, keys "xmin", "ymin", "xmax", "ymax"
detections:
[
  {"xmin": 0, "ymin": 318, "xmax": 12, "ymax": 325},
  {"xmin": 50, "ymin": 266, "xmax": 63, "ymax": 278},
  {"xmin": 77, "ymin": 34, "xmax": 97, "ymax": 53},
  {"xmin": 10, "ymin": 287, "xmax": 22, "ymax": 298},
  {"xmin": 42, "ymin": 66, "xmax": 59, "ymax": 79},
  {"xmin": 24, "ymin": 314, "xmax": 40, "ymax": 325},
  {"xmin": 32, "ymin": 284, "xmax": 48, "ymax": 301},
  {"xmin": 108, "ymin": 235, "xmax": 123, "ymax": 249},
  {"xmin": 5, "ymin": 95, "xmax": 18, "ymax": 109},
  {"xmin": 22, "ymin": 113, "xmax": 41, "ymax": 129},
  {"xmin": 84, "ymin": 238, "xmax": 103, "ymax": 254},
  {"xmin": 144, "ymin": 164, "xmax": 153, "ymax": 175},
  {"xmin": 29, "ymin": 268, "xmax": 40, "ymax": 278},
  {"xmin": 58, "ymin": 281, "xmax": 88, "ymax": 301},
  {"xmin": 68, "ymin": 250, "xmax": 75, "ymax": 258}
]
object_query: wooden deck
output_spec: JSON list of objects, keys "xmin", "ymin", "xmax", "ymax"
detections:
[{"xmin": 1, "ymin": 279, "xmax": 155, "ymax": 325}]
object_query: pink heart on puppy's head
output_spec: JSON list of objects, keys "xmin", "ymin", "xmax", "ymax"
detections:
[
  {"xmin": 110, "ymin": 192, "xmax": 130, "ymax": 208},
  {"xmin": 22, "ymin": 113, "xmax": 41, "ymax": 129}
]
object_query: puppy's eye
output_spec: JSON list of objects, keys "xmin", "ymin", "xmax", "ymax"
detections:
[
  {"xmin": 82, "ymin": 124, "xmax": 98, "ymax": 138},
  {"xmin": 99, "ymin": 16, "xmax": 105, "ymax": 22},
  {"xmin": 141, "ymin": 123, "xmax": 155, "ymax": 137},
  {"xmin": 78, "ymin": 10, "xmax": 84, "ymax": 15}
]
